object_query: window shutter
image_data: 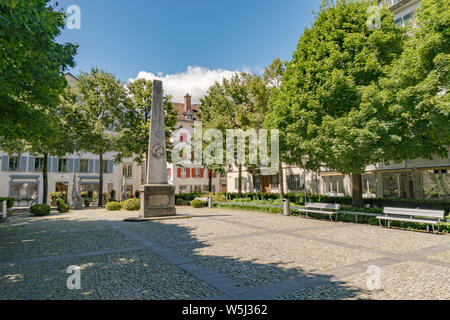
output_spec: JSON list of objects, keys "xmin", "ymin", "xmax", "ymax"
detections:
[
  {"xmin": 108, "ymin": 160, "xmax": 113, "ymax": 174},
  {"xmin": 52, "ymin": 158, "xmax": 58, "ymax": 172},
  {"xmin": 68, "ymin": 159, "xmax": 74, "ymax": 172},
  {"xmin": 213, "ymin": 173, "xmax": 217, "ymax": 178},
  {"xmin": 94, "ymin": 160, "xmax": 99, "ymax": 173},
  {"xmin": 200, "ymin": 168, "xmax": 204, "ymax": 178},
  {"xmin": 192, "ymin": 168, "xmax": 195, "ymax": 178},
  {"xmin": 177, "ymin": 168, "xmax": 181, "ymax": 178},
  {"xmin": 74, "ymin": 159, "xmax": 80, "ymax": 173},
  {"xmin": 1, "ymin": 155, "xmax": 9, "ymax": 171},
  {"xmin": 20, "ymin": 156, "xmax": 27, "ymax": 172},
  {"xmin": 88, "ymin": 159, "xmax": 94, "ymax": 173},
  {"xmin": 28, "ymin": 156, "xmax": 35, "ymax": 172},
  {"xmin": 186, "ymin": 167, "xmax": 190, "ymax": 178},
  {"xmin": 168, "ymin": 168, "xmax": 171, "ymax": 178}
]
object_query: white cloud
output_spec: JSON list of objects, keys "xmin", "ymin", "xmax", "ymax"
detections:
[{"xmin": 129, "ymin": 66, "xmax": 246, "ymax": 104}]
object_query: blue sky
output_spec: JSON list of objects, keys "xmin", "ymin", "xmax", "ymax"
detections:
[{"xmin": 56, "ymin": 0, "xmax": 319, "ymax": 102}]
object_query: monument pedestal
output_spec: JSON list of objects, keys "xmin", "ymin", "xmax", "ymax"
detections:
[{"xmin": 140, "ymin": 184, "xmax": 176, "ymax": 218}]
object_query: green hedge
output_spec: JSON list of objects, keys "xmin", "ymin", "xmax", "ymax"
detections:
[
  {"xmin": 175, "ymin": 192, "xmax": 203, "ymax": 202},
  {"xmin": 106, "ymin": 201, "xmax": 122, "ymax": 211},
  {"xmin": 190, "ymin": 199, "xmax": 204, "ymax": 208},
  {"xmin": 30, "ymin": 204, "xmax": 51, "ymax": 216},
  {"xmin": 0, "ymin": 197, "xmax": 14, "ymax": 208},
  {"xmin": 121, "ymin": 198, "xmax": 140, "ymax": 211}
]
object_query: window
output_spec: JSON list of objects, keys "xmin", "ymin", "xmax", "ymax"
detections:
[
  {"xmin": 381, "ymin": 172, "xmax": 413, "ymax": 199},
  {"xmin": 422, "ymin": 170, "xmax": 449, "ymax": 200},
  {"xmin": 234, "ymin": 177, "xmax": 248, "ymax": 192},
  {"xmin": 271, "ymin": 175, "xmax": 279, "ymax": 189},
  {"xmin": 180, "ymin": 167, "xmax": 187, "ymax": 178},
  {"xmin": 80, "ymin": 183, "xmax": 97, "ymax": 192},
  {"xmin": 323, "ymin": 175, "xmax": 345, "ymax": 196},
  {"xmin": 79, "ymin": 159, "xmax": 89, "ymax": 173},
  {"xmin": 362, "ymin": 173, "xmax": 376, "ymax": 198},
  {"xmin": 58, "ymin": 159, "xmax": 68, "ymax": 173},
  {"xmin": 9, "ymin": 157, "xmax": 19, "ymax": 171},
  {"xmin": 194, "ymin": 168, "xmax": 202, "ymax": 178},
  {"xmin": 253, "ymin": 175, "xmax": 261, "ymax": 191},
  {"xmin": 287, "ymin": 174, "xmax": 304, "ymax": 191},
  {"xmin": 103, "ymin": 160, "xmax": 109, "ymax": 173},
  {"xmin": 34, "ymin": 157, "xmax": 44, "ymax": 172},
  {"xmin": 194, "ymin": 185, "xmax": 202, "ymax": 192},
  {"xmin": 123, "ymin": 163, "xmax": 132, "ymax": 177}
]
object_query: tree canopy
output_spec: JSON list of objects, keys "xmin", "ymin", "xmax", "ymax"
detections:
[{"xmin": 0, "ymin": 0, "xmax": 77, "ymax": 143}]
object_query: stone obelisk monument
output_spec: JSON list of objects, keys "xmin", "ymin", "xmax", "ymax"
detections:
[{"xmin": 140, "ymin": 80, "xmax": 176, "ymax": 217}]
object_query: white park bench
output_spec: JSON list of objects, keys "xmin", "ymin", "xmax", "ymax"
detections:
[
  {"xmin": 298, "ymin": 203, "xmax": 341, "ymax": 221},
  {"xmin": 377, "ymin": 207, "xmax": 445, "ymax": 233}
]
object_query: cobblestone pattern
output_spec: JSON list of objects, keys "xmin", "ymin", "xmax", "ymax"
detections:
[{"xmin": 0, "ymin": 207, "xmax": 448, "ymax": 300}]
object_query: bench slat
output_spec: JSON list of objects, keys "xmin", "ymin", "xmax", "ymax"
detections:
[
  {"xmin": 298, "ymin": 208, "xmax": 339, "ymax": 215},
  {"xmin": 305, "ymin": 203, "xmax": 341, "ymax": 210},
  {"xmin": 377, "ymin": 216, "xmax": 440, "ymax": 224},
  {"xmin": 383, "ymin": 207, "xmax": 444, "ymax": 218}
]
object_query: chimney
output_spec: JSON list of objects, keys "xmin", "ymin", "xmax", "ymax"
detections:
[{"xmin": 184, "ymin": 93, "xmax": 191, "ymax": 112}]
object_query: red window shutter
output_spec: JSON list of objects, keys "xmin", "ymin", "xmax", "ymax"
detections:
[
  {"xmin": 177, "ymin": 168, "xmax": 181, "ymax": 178},
  {"xmin": 168, "ymin": 168, "xmax": 171, "ymax": 178},
  {"xmin": 200, "ymin": 168, "xmax": 204, "ymax": 178},
  {"xmin": 213, "ymin": 173, "xmax": 217, "ymax": 178},
  {"xmin": 192, "ymin": 168, "xmax": 195, "ymax": 177},
  {"xmin": 187, "ymin": 167, "xmax": 190, "ymax": 178}
]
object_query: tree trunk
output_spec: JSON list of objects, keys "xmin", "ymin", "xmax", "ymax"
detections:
[
  {"xmin": 208, "ymin": 168, "xmax": 213, "ymax": 192},
  {"xmin": 98, "ymin": 151, "xmax": 104, "ymax": 207},
  {"xmin": 352, "ymin": 173, "xmax": 363, "ymax": 208},
  {"xmin": 238, "ymin": 164, "xmax": 242, "ymax": 198},
  {"xmin": 42, "ymin": 154, "xmax": 48, "ymax": 205},
  {"xmin": 278, "ymin": 162, "xmax": 284, "ymax": 198}
]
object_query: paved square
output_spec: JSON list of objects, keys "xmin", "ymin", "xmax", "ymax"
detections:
[{"xmin": 0, "ymin": 207, "xmax": 449, "ymax": 299}]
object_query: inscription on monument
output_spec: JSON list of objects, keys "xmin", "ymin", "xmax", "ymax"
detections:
[{"xmin": 148, "ymin": 194, "xmax": 170, "ymax": 206}]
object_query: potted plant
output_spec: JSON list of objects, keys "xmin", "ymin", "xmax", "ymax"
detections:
[
  {"xmin": 49, "ymin": 192, "xmax": 63, "ymax": 207},
  {"xmin": 84, "ymin": 197, "xmax": 92, "ymax": 208}
]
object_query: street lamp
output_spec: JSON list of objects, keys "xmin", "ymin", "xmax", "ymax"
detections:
[{"xmin": 301, "ymin": 155, "xmax": 309, "ymax": 206}]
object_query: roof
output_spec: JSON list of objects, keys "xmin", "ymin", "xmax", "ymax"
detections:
[{"xmin": 172, "ymin": 102, "xmax": 201, "ymax": 121}]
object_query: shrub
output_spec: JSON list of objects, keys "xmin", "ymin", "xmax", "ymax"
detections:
[
  {"xmin": 106, "ymin": 197, "xmax": 117, "ymax": 203},
  {"xmin": 106, "ymin": 201, "xmax": 122, "ymax": 211},
  {"xmin": 0, "ymin": 197, "xmax": 14, "ymax": 208},
  {"xmin": 176, "ymin": 198, "xmax": 190, "ymax": 206},
  {"xmin": 190, "ymin": 199, "xmax": 204, "ymax": 208},
  {"xmin": 121, "ymin": 198, "xmax": 140, "ymax": 211},
  {"xmin": 208, "ymin": 192, "xmax": 226, "ymax": 202},
  {"xmin": 58, "ymin": 203, "xmax": 70, "ymax": 213},
  {"xmin": 56, "ymin": 199, "xmax": 69, "ymax": 213},
  {"xmin": 30, "ymin": 204, "xmax": 51, "ymax": 216}
]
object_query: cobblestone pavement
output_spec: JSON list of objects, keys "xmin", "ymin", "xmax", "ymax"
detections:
[{"xmin": 0, "ymin": 207, "xmax": 449, "ymax": 299}]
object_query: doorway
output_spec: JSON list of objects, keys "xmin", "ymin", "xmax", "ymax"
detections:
[
  {"xmin": 55, "ymin": 182, "xmax": 68, "ymax": 202},
  {"xmin": 262, "ymin": 176, "xmax": 270, "ymax": 193}
]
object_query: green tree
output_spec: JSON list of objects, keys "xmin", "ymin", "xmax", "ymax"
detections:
[
  {"xmin": 67, "ymin": 68, "xmax": 128, "ymax": 207},
  {"xmin": 200, "ymin": 73, "xmax": 271, "ymax": 196},
  {"xmin": 368, "ymin": 0, "xmax": 449, "ymax": 164},
  {"xmin": 1, "ymin": 99, "xmax": 78, "ymax": 204},
  {"xmin": 266, "ymin": 0, "xmax": 405, "ymax": 207},
  {"xmin": 0, "ymin": 0, "xmax": 77, "ymax": 143},
  {"xmin": 263, "ymin": 57, "xmax": 287, "ymax": 197}
]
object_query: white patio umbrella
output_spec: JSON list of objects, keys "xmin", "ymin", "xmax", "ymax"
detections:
[
  {"xmin": 121, "ymin": 175, "xmax": 127, "ymax": 201},
  {"xmin": 71, "ymin": 173, "xmax": 78, "ymax": 204}
]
